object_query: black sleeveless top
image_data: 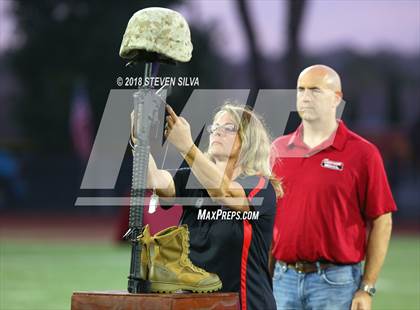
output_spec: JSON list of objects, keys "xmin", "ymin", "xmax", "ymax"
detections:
[{"xmin": 163, "ymin": 168, "xmax": 277, "ymax": 310}]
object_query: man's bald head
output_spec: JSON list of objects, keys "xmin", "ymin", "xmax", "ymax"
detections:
[
  {"xmin": 298, "ymin": 65, "xmax": 342, "ymax": 95},
  {"xmin": 296, "ymin": 65, "xmax": 343, "ymax": 123}
]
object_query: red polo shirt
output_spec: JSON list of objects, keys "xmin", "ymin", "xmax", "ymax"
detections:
[{"xmin": 271, "ymin": 121, "xmax": 397, "ymax": 264}]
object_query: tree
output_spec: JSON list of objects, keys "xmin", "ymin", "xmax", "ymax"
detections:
[
  {"xmin": 284, "ymin": 0, "xmax": 307, "ymax": 88},
  {"xmin": 10, "ymin": 0, "xmax": 222, "ymax": 152},
  {"xmin": 236, "ymin": 0, "xmax": 266, "ymax": 107}
]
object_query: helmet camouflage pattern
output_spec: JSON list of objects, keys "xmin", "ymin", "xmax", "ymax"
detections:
[{"xmin": 119, "ymin": 7, "xmax": 193, "ymax": 63}]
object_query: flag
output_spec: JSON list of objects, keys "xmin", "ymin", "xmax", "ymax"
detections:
[{"xmin": 70, "ymin": 81, "xmax": 93, "ymax": 162}]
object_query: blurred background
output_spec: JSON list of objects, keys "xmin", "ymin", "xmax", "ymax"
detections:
[{"xmin": 0, "ymin": 0, "xmax": 419, "ymax": 309}]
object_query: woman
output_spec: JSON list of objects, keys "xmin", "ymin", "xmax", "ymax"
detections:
[{"xmin": 131, "ymin": 102, "xmax": 282, "ymax": 310}]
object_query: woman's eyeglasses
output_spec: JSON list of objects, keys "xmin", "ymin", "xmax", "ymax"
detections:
[{"xmin": 206, "ymin": 123, "xmax": 238, "ymax": 135}]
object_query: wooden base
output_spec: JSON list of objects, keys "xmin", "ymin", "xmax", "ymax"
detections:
[{"xmin": 71, "ymin": 290, "xmax": 239, "ymax": 310}]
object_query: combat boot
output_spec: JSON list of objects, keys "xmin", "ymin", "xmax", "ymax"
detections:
[
  {"xmin": 137, "ymin": 224, "xmax": 152, "ymax": 280},
  {"xmin": 148, "ymin": 225, "xmax": 222, "ymax": 293}
]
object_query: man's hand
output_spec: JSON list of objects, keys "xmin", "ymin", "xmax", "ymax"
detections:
[
  {"xmin": 165, "ymin": 105, "xmax": 194, "ymax": 154},
  {"xmin": 351, "ymin": 290, "xmax": 372, "ymax": 310}
]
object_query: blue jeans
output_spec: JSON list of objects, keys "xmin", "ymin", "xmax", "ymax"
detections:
[{"xmin": 273, "ymin": 261, "xmax": 362, "ymax": 310}]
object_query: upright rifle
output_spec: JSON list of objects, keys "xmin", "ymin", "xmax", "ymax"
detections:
[
  {"xmin": 124, "ymin": 61, "xmax": 170, "ymax": 293},
  {"xmin": 119, "ymin": 7, "xmax": 193, "ymax": 294}
]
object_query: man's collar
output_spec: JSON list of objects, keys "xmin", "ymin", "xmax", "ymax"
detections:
[
  {"xmin": 331, "ymin": 120, "xmax": 348, "ymax": 151},
  {"xmin": 287, "ymin": 120, "xmax": 348, "ymax": 151},
  {"xmin": 287, "ymin": 123, "xmax": 304, "ymax": 148}
]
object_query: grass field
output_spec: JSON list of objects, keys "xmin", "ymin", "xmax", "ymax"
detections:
[{"xmin": 1, "ymin": 235, "xmax": 419, "ymax": 310}]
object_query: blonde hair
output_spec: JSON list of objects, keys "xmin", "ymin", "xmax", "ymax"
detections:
[{"xmin": 208, "ymin": 102, "xmax": 283, "ymax": 197}]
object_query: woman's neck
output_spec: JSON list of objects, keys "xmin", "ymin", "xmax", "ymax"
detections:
[{"xmin": 214, "ymin": 156, "xmax": 242, "ymax": 181}]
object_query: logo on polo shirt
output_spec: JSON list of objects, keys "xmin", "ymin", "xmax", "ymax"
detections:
[{"xmin": 321, "ymin": 158, "xmax": 344, "ymax": 171}]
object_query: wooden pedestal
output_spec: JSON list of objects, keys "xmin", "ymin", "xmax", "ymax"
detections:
[{"xmin": 71, "ymin": 290, "xmax": 240, "ymax": 310}]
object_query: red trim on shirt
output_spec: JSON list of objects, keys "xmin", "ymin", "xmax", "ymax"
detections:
[
  {"xmin": 240, "ymin": 221, "xmax": 252, "ymax": 310},
  {"xmin": 240, "ymin": 177, "xmax": 266, "ymax": 310},
  {"xmin": 247, "ymin": 177, "xmax": 266, "ymax": 203}
]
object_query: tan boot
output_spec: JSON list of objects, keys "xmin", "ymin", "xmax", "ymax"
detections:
[
  {"xmin": 137, "ymin": 224, "xmax": 152, "ymax": 280},
  {"xmin": 148, "ymin": 225, "xmax": 222, "ymax": 293}
]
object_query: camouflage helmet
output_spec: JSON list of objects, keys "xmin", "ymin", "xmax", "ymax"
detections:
[{"xmin": 119, "ymin": 7, "xmax": 193, "ymax": 63}]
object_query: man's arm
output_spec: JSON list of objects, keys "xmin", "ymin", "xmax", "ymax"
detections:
[
  {"xmin": 351, "ymin": 212, "xmax": 393, "ymax": 310},
  {"xmin": 363, "ymin": 212, "xmax": 393, "ymax": 284}
]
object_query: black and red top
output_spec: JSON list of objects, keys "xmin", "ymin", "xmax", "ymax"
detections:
[{"xmin": 164, "ymin": 167, "xmax": 277, "ymax": 310}]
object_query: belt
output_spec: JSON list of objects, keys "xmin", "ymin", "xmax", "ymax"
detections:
[{"xmin": 279, "ymin": 260, "xmax": 336, "ymax": 274}]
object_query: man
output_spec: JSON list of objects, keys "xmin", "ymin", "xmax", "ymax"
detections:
[{"xmin": 270, "ymin": 65, "xmax": 397, "ymax": 310}]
